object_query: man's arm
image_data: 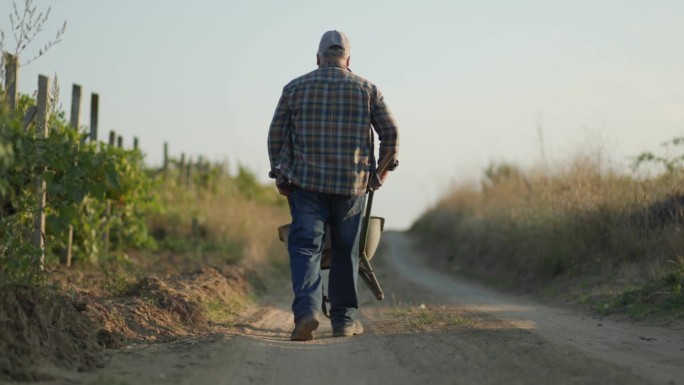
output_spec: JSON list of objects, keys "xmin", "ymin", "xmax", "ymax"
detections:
[
  {"xmin": 267, "ymin": 91, "xmax": 295, "ymax": 196},
  {"xmin": 267, "ymin": 92, "xmax": 291, "ymax": 172},
  {"xmin": 370, "ymin": 89, "xmax": 400, "ymax": 175}
]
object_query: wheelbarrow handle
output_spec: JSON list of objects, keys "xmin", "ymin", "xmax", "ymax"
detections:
[
  {"xmin": 357, "ymin": 153, "xmax": 395, "ymax": 301},
  {"xmin": 359, "ymin": 190, "xmax": 375, "ymax": 253},
  {"xmin": 360, "ymin": 154, "xmax": 393, "ymax": 251}
]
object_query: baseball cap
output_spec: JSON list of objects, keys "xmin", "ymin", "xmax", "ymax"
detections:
[{"xmin": 318, "ymin": 30, "xmax": 351, "ymax": 58}]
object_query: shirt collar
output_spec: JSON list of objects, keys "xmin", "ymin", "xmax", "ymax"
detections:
[{"xmin": 319, "ymin": 62, "xmax": 350, "ymax": 71}]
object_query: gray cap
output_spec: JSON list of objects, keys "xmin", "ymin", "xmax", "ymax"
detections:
[{"xmin": 318, "ymin": 30, "xmax": 351, "ymax": 58}]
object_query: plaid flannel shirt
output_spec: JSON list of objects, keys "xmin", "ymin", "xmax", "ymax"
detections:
[{"xmin": 268, "ymin": 63, "xmax": 399, "ymax": 196}]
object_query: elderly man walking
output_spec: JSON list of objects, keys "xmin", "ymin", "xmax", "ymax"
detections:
[{"xmin": 268, "ymin": 30, "xmax": 399, "ymax": 341}]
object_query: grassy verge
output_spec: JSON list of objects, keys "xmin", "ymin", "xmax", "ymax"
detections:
[
  {"xmin": 411, "ymin": 149, "xmax": 684, "ymax": 324},
  {"xmin": 593, "ymin": 263, "xmax": 684, "ymax": 321}
]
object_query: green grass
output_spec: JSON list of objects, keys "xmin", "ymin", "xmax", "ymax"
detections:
[
  {"xmin": 392, "ymin": 304, "xmax": 473, "ymax": 330},
  {"xmin": 596, "ymin": 262, "xmax": 684, "ymax": 321},
  {"xmin": 202, "ymin": 298, "xmax": 248, "ymax": 325}
]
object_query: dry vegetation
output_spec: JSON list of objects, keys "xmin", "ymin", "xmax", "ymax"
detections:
[
  {"xmin": 144, "ymin": 166, "xmax": 291, "ymax": 283},
  {"xmin": 411, "ymin": 150, "xmax": 684, "ymax": 323}
]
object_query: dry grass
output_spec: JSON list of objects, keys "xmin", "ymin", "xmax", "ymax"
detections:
[
  {"xmin": 144, "ymin": 169, "xmax": 291, "ymax": 287},
  {"xmin": 411, "ymin": 154, "xmax": 684, "ymax": 322}
]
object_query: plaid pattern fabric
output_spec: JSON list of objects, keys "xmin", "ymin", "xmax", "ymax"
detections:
[{"xmin": 268, "ymin": 63, "xmax": 399, "ymax": 196}]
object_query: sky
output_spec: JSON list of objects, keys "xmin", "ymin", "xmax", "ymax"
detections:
[{"xmin": 2, "ymin": 0, "xmax": 684, "ymax": 229}]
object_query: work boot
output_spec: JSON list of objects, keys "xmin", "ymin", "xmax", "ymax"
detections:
[
  {"xmin": 332, "ymin": 320, "xmax": 364, "ymax": 337},
  {"xmin": 290, "ymin": 314, "xmax": 320, "ymax": 341}
]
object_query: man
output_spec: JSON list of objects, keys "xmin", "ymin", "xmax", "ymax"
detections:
[{"xmin": 268, "ymin": 30, "xmax": 399, "ymax": 341}]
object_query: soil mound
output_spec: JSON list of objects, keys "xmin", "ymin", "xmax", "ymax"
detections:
[
  {"xmin": 86, "ymin": 267, "xmax": 250, "ymax": 347},
  {"xmin": 0, "ymin": 266, "xmax": 250, "ymax": 382},
  {"xmin": 0, "ymin": 285, "xmax": 102, "ymax": 381}
]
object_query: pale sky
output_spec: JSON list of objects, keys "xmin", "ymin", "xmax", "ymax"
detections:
[{"xmin": 3, "ymin": 0, "xmax": 684, "ymax": 229}]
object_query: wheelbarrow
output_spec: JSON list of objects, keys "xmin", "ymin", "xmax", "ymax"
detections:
[{"xmin": 277, "ymin": 177, "xmax": 387, "ymax": 317}]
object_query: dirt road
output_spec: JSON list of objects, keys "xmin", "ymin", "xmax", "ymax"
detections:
[{"xmin": 29, "ymin": 232, "xmax": 683, "ymax": 385}]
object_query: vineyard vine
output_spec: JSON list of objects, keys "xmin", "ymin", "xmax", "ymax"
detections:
[{"xmin": 0, "ymin": 90, "xmax": 157, "ymax": 284}]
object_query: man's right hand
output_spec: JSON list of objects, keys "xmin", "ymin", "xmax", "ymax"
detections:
[
  {"xmin": 276, "ymin": 176, "xmax": 292, "ymax": 196},
  {"xmin": 270, "ymin": 169, "xmax": 292, "ymax": 196}
]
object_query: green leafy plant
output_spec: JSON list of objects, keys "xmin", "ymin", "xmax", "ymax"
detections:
[{"xmin": 1, "ymin": 92, "xmax": 157, "ymax": 283}]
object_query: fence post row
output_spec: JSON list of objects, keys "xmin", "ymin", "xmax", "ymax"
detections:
[
  {"xmin": 34, "ymin": 74, "xmax": 51, "ymax": 271},
  {"xmin": 4, "ymin": 58, "xmax": 199, "ymax": 267}
]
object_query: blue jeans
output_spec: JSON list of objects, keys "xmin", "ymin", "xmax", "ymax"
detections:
[{"xmin": 287, "ymin": 186, "xmax": 366, "ymax": 329}]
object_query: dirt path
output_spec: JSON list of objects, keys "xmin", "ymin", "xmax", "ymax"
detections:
[{"xmin": 24, "ymin": 232, "xmax": 683, "ymax": 385}]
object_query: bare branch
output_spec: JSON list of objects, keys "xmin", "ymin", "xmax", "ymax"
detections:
[
  {"xmin": 11, "ymin": 0, "xmax": 33, "ymax": 54},
  {"xmin": 23, "ymin": 21, "xmax": 67, "ymax": 66},
  {"xmin": 6, "ymin": 0, "xmax": 67, "ymax": 66}
]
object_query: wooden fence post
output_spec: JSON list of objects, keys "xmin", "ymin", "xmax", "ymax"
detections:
[
  {"xmin": 22, "ymin": 105, "xmax": 37, "ymax": 132},
  {"xmin": 103, "ymin": 130, "xmax": 116, "ymax": 255},
  {"xmin": 186, "ymin": 157, "xmax": 193, "ymax": 189},
  {"xmin": 34, "ymin": 74, "xmax": 50, "ymax": 271},
  {"xmin": 163, "ymin": 142, "xmax": 169, "ymax": 172},
  {"xmin": 180, "ymin": 153, "xmax": 186, "ymax": 184},
  {"xmin": 4, "ymin": 53, "xmax": 18, "ymax": 110},
  {"xmin": 90, "ymin": 93, "xmax": 99, "ymax": 142},
  {"xmin": 70, "ymin": 84, "xmax": 82, "ymax": 129},
  {"xmin": 60, "ymin": 225, "xmax": 73, "ymax": 267},
  {"xmin": 62, "ymin": 84, "xmax": 82, "ymax": 266}
]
